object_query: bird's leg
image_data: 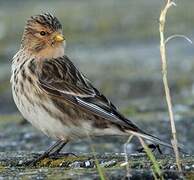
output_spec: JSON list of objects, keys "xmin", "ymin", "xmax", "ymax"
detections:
[
  {"xmin": 48, "ymin": 140, "xmax": 77, "ymax": 158},
  {"xmin": 50, "ymin": 141, "xmax": 67, "ymax": 155},
  {"xmin": 26, "ymin": 140, "xmax": 68, "ymax": 166},
  {"xmin": 155, "ymin": 144, "xmax": 163, "ymax": 154}
]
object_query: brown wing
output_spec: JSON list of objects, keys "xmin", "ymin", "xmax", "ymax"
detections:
[{"xmin": 37, "ymin": 56, "xmax": 141, "ymax": 131}]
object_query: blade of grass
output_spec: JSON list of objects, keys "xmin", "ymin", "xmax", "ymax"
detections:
[
  {"xmin": 87, "ymin": 133, "xmax": 106, "ymax": 180},
  {"xmin": 90, "ymin": 144, "xmax": 106, "ymax": 180},
  {"xmin": 138, "ymin": 137, "xmax": 164, "ymax": 180}
]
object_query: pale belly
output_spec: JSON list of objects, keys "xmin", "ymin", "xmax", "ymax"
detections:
[
  {"xmin": 12, "ymin": 89, "xmax": 71, "ymax": 140},
  {"xmin": 11, "ymin": 82, "xmax": 126, "ymax": 141}
]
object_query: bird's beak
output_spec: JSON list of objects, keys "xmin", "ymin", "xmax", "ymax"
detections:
[{"xmin": 54, "ymin": 34, "xmax": 64, "ymax": 42}]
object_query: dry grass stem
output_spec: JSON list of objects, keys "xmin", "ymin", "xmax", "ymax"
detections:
[
  {"xmin": 165, "ymin": 34, "xmax": 193, "ymax": 44},
  {"xmin": 159, "ymin": 0, "xmax": 182, "ymax": 172},
  {"xmin": 122, "ymin": 135, "xmax": 134, "ymax": 178}
]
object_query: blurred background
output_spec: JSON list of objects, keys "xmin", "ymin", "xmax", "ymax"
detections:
[{"xmin": 0, "ymin": 0, "xmax": 194, "ymax": 159}]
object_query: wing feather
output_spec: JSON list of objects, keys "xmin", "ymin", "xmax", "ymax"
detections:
[{"xmin": 37, "ymin": 56, "xmax": 141, "ymax": 131}]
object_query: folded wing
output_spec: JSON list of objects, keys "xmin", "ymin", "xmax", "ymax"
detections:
[{"xmin": 37, "ymin": 56, "xmax": 141, "ymax": 132}]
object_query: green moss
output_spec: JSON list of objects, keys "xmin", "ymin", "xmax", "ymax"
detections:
[
  {"xmin": 0, "ymin": 164, "xmax": 6, "ymax": 174},
  {"xmin": 185, "ymin": 173, "xmax": 194, "ymax": 179},
  {"xmin": 37, "ymin": 155, "xmax": 89, "ymax": 168}
]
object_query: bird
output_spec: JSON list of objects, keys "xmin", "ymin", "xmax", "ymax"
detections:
[{"xmin": 10, "ymin": 13, "xmax": 180, "ymax": 165}]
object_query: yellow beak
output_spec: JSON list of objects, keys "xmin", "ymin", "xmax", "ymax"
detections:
[{"xmin": 54, "ymin": 34, "xmax": 64, "ymax": 42}]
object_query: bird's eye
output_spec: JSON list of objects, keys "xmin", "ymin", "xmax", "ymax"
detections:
[{"xmin": 40, "ymin": 31, "xmax": 46, "ymax": 36}]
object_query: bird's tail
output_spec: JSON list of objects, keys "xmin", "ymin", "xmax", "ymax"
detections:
[{"xmin": 127, "ymin": 129, "xmax": 185, "ymax": 153}]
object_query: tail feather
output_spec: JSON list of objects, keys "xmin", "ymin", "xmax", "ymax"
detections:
[{"xmin": 128, "ymin": 130, "xmax": 185, "ymax": 153}]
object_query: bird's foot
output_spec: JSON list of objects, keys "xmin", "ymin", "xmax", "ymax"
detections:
[
  {"xmin": 23, "ymin": 152, "xmax": 77, "ymax": 167},
  {"xmin": 137, "ymin": 144, "xmax": 163, "ymax": 154},
  {"xmin": 22, "ymin": 152, "xmax": 50, "ymax": 167}
]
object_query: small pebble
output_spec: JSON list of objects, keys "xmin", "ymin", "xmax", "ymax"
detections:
[
  {"xmin": 100, "ymin": 160, "xmax": 117, "ymax": 167},
  {"xmin": 185, "ymin": 165, "xmax": 190, "ymax": 170},
  {"xmin": 18, "ymin": 160, "xmax": 23, "ymax": 165},
  {"xmin": 85, "ymin": 160, "xmax": 91, "ymax": 167},
  {"xmin": 69, "ymin": 161, "xmax": 81, "ymax": 168},
  {"xmin": 169, "ymin": 165, "xmax": 176, "ymax": 170}
]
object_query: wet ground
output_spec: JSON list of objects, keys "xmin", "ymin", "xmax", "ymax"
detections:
[{"xmin": 1, "ymin": 151, "xmax": 194, "ymax": 179}]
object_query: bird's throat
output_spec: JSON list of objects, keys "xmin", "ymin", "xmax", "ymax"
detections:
[{"xmin": 35, "ymin": 45, "xmax": 65, "ymax": 59}]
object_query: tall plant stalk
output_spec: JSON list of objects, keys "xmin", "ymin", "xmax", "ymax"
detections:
[{"xmin": 159, "ymin": 0, "xmax": 182, "ymax": 172}]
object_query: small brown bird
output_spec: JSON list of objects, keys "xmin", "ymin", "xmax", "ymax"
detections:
[{"xmin": 11, "ymin": 13, "xmax": 175, "ymax": 164}]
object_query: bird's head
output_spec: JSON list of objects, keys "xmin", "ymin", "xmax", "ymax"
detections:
[{"xmin": 21, "ymin": 13, "xmax": 65, "ymax": 59}]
